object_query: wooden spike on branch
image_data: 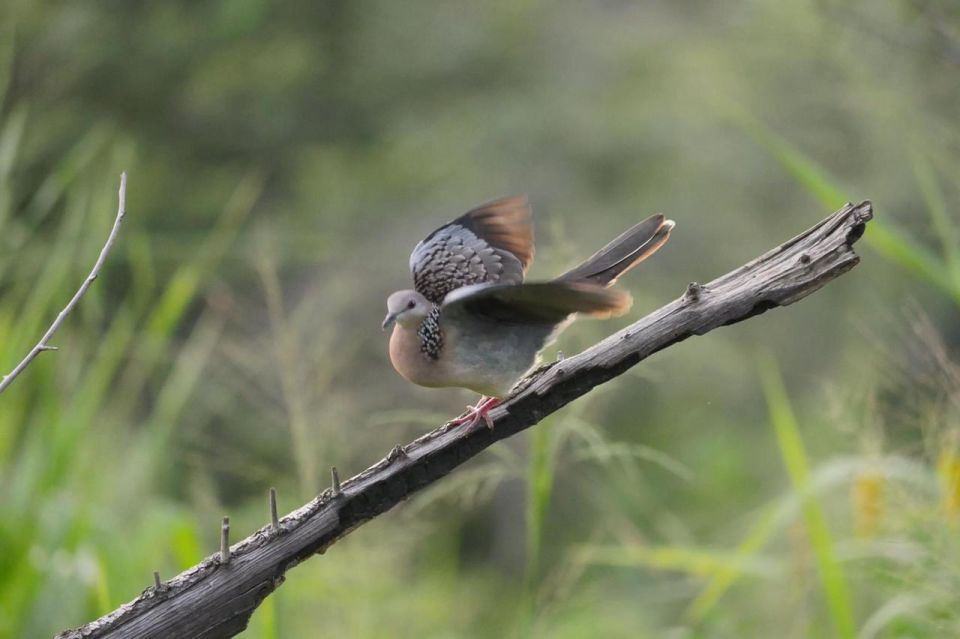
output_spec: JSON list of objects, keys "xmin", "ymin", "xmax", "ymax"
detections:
[
  {"xmin": 330, "ymin": 466, "xmax": 342, "ymax": 497},
  {"xmin": 220, "ymin": 517, "xmax": 231, "ymax": 565},
  {"xmin": 55, "ymin": 201, "xmax": 874, "ymax": 639},
  {"xmin": 269, "ymin": 488, "xmax": 279, "ymax": 533}
]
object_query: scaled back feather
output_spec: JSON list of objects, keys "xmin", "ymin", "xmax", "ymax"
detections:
[{"xmin": 409, "ymin": 196, "xmax": 534, "ymax": 304}]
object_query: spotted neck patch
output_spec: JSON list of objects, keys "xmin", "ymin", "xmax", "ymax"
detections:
[{"xmin": 417, "ymin": 306, "xmax": 444, "ymax": 360}]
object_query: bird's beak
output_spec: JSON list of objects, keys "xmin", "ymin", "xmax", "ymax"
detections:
[{"xmin": 382, "ymin": 312, "xmax": 398, "ymax": 330}]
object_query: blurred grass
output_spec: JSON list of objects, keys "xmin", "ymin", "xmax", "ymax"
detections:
[
  {"xmin": 0, "ymin": 101, "xmax": 259, "ymax": 636},
  {"xmin": 759, "ymin": 354, "xmax": 855, "ymax": 639},
  {"xmin": 742, "ymin": 115, "xmax": 960, "ymax": 307},
  {"xmin": 525, "ymin": 417, "xmax": 555, "ymax": 602},
  {"xmin": 1, "ymin": 1, "xmax": 960, "ymax": 637},
  {"xmin": 687, "ymin": 503, "xmax": 780, "ymax": 621}
]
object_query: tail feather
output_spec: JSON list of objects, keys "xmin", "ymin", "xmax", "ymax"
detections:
[{"xmin": 559, "ymin": 214, "xmax": 674, "ymax": 287}]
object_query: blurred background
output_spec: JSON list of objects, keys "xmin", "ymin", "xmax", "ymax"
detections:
[{"xmin": 1, "ymin": 1, "xmax": 959, "ymax": 637}]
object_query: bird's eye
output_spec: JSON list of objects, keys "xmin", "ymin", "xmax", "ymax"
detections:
[{"xmin": 407, "ymin": 300, "xmax": 416, "ymax": 309}]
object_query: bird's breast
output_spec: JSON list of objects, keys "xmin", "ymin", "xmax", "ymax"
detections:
[
  {"xmin": 389, "ymin": 324, "xmax": 444, "ymax": 388},
  {"xmin": 387, "ymin": 318, "xmax": 545, "ymax": 398}
]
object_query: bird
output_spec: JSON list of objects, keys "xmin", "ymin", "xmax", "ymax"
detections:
[{"xmin": 382, "ymin": 196, "xmax": 674, "ymax": 430}]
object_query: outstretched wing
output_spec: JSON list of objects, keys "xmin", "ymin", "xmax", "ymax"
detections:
[
  {"xmin": 410, "ymin": 196, "xmax": 535, "ymax": 304},
  {"xmin": 442, "ymin": 281, "xmax": 632, "ymax": 325}
]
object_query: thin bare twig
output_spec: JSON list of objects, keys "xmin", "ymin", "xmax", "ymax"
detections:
[{"xmin": 0, "ymin": 172, "xmax": 128, "ymax": 394}]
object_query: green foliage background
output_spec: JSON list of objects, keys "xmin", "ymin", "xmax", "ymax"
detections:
[{"xmin": 1, "ymin": 1, "xmax": 959, "ymax": 637}]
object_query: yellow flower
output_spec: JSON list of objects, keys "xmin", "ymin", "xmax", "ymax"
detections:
[
  {"xmin": 853, "ymin": 471, "xmax": 883, "ymax": 537},
  {"xmin": 938, "ymin": 447, "xmax": 960, "ymax": 518}
]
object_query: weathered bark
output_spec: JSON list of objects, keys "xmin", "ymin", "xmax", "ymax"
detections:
[{"xmin": 57, "ymin": 201, "xmax": 873, "ymax": 639}]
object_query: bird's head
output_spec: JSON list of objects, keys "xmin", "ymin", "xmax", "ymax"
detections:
[{"xmin": 383, "ymin": 290, "xmax": 430, "ymax": 330}]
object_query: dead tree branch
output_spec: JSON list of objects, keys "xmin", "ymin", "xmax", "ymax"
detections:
[
  {"xmin": 57, "ymin": 201, "xmax": 873, "ymax": 639},
  {"xmin": 0, "ymin": 172, "xmax": 128, "ymax": 394}
]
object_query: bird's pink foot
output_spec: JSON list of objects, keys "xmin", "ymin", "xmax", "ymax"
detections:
[{"xmin": 447, "ymin": 396, "xmax": 501, "ymax": 430}]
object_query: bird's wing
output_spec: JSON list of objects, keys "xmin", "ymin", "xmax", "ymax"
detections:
[
  {"xmin": 442, "ymin": 281, "xmax": 631, "ymax": 325},
  {"xmin": 410, "ymin": 196, "xmax": 535, "ymax": 304}
]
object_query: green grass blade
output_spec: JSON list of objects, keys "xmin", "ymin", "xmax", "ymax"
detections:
[
  {"xmin": 0, "ymin": 105, "xmax": 27, "ymax": 233},
  {"xmin": 0, "ymin": 21, "xmax": 14, "ymax": 106},
  {"xmin": 863, "ymin": 222, "xmax": 959, "ymax": 305},
  {"xmin": 911, "ymin": 150, "xmax": 960, "ymax": 283},
  {"xmin": 740, "ymin": 116, "xmax": 846, "ymax": 210},
  {"xmin": 113, "ymin": 170, "xmax": 263, "ymax": 415},
  {"xmin": 687, "ymin": 504, "xmax": 781, "ymax": 620},
  {"xmin": 18, "ymin": 126, "xmax": 111, "ymax": 239},
  {"xmin": 742, "ymin": 117, "xmax": 960, "ymax": 306},
  {"xmin": 759, "ymin": 354, "xmax": 855, "ymax": 639},
  {"xmin": 526, "ymin": 417, "xmax": 556, "ymax": 589}
]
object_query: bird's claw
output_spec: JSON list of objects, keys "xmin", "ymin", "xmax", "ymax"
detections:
[{"xmin": 447, "ymin": 396, "xmax": 500, "ymax": 431}]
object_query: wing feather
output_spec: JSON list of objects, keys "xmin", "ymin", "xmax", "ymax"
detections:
[
  {"xmin": 442, "ymin": 281, "xmax": 631, "ymax": 325},
  {"xmin": 410, "ymin": 196, "xmax": 534, "ymax": 304}
]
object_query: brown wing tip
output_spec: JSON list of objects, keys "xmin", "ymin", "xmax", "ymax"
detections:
[
  {"xmin": 463, "ymin": 195, "xmax": 535, "ymax": 268},
  {"xmin": 588, "ymin": 289, "xmax": 633, "ymax": 319},
  {"xmin": 480, "ymin": 194, "xmax": 529, "ymax": 211},
  {"xmin": 568, "ymin": 282, "xmax": 633, "ymax": 319},
  {"xmin": 469, "ymin": 195, "xmax": 531, "ymax": 222}
]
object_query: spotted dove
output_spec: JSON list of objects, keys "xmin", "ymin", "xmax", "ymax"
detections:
[{"xmin": 383, "ymin": 196, "xmax": 674, "ymax": 429}]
